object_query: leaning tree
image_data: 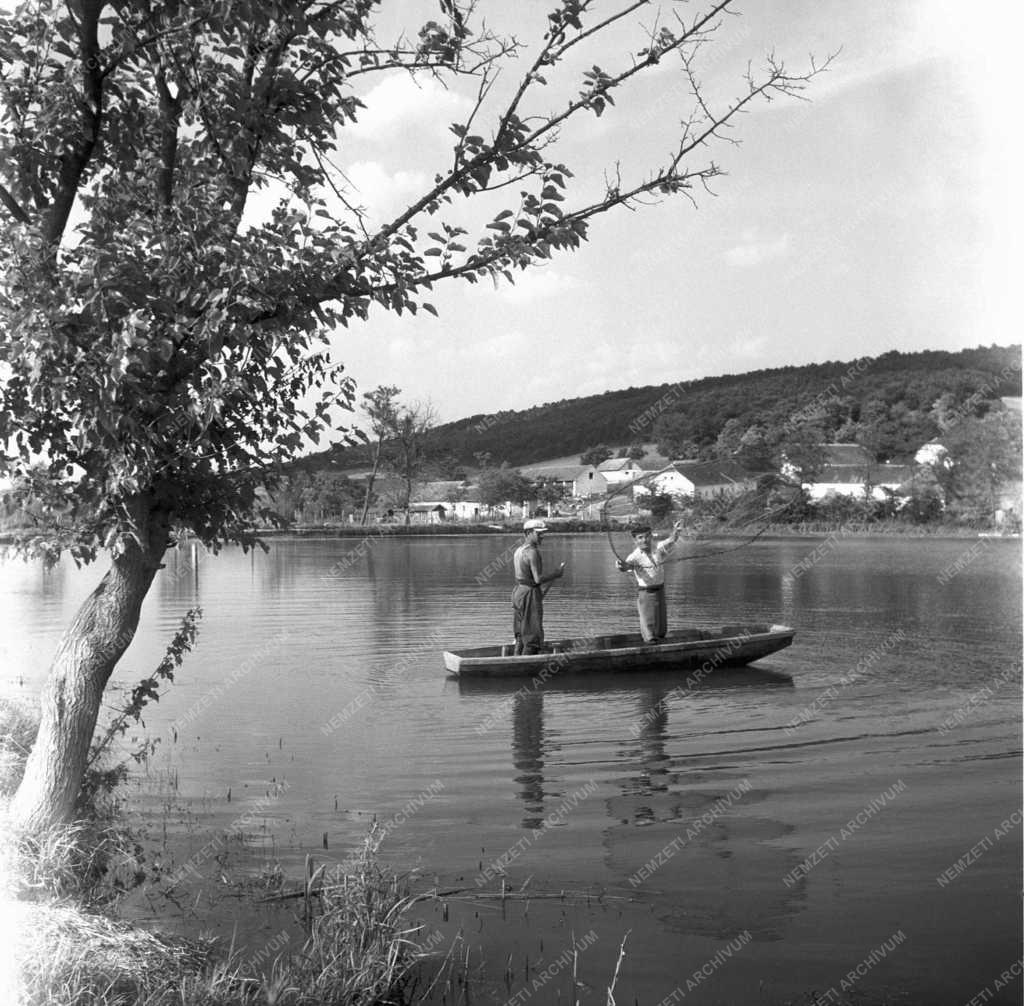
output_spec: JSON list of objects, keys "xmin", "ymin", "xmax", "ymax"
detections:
[{"xmin": 0, "ymin": 0, "xmax": 828, "ymax": 831}]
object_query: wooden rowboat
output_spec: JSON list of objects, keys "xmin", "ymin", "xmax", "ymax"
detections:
[{"xmin": 443, "ymin": 623, "xmax": 794, "ymax": 678}]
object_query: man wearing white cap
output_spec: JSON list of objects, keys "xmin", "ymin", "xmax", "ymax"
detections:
[{"xmin": 512, "ymin": 519, "xmax": 566, "ymax": 655}]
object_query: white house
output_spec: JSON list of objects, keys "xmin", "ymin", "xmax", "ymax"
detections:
[
  {"xmin": 636, "ymin": 460, "xmax": 758, "ymax": 501},
  {"xmin": 914, "ymin": 442, "xmax": 950, "ymax": 468},
  {"xmin": 451, "ymin": 486, "xmax": 484, "ymax": 522},
  {"xmin": 785, "ymin": 443, "xmax": 913, "ymax": 502},
  {"xmin": 805, "ymin": 463, "xmax": 916, "ymax": 502},
  {"xmin": 596, "ymin": 457, "xmax": 644, "ymax": 487}
]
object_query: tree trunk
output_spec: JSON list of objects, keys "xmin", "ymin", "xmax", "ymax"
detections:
[
  {"xmin": 10, "ymin": 499, "xmax": 170, "ymax": 834},
  {"xmin": 360, "ymin": 438, "xmax": 385, "ymax": 526}
]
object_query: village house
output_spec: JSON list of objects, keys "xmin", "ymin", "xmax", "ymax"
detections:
[
  {"xmin": 793, "ymin": 444, "xmax": 916, "ymax": 501},
  {"xmin": 518, "ymin": 463, "xmax": 608, "ymax": 499},
  {"xmin": 596, "ymin": 457, "xmax": 644, "ymax": 487},
  {"xmin": 409, "ymin": 480, "xmax": 491, "ymax": 522},
  {"xmin": 451, "ymin": 486, "xmax": 484, "ymax": 522},
  {"xmin": 407, "ymin": 502, "xmax": 448, "ymax": 524},
  {"xmin": 636, "ymin": 460, "xmax": 758, "ymax": 500},
  {"xmin": 805, "ymin": 464, "xmax": 916, "ymax": 502}
]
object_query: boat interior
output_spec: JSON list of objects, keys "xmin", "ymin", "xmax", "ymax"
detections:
[{"xmin": 454, "ymin": 624, "xmax": 778, "ymax": 658}]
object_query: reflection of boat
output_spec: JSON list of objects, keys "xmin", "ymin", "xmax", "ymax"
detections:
[
  {"xmin": 454, "ymin": 664, "xmax": 793, "ymax": 695},
  {"xmin": 443, "ymin": 623, "xmax": 794, "ymax": 678}
]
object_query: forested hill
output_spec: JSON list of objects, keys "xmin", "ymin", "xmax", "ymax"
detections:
[{"xmin": 314, "ymin": 345, "xmax": 1021, "ymax": 470}]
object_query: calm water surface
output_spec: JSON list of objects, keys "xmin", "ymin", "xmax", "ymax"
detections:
[{"xmin": 2, "ymin": 534, "xmax": 1021, "ymax": 1004}]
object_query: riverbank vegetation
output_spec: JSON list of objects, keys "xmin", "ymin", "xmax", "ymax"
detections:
[
  {"xmin": 1, "ymin": 616, "xmax": 446, "ymax": 1005},
  {"xmin": 1, "ymin": 693, "xmax": 440, "ymax": 1006}
]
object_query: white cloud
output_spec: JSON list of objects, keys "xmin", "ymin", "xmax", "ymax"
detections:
[
  {"xmin": 495, "ymin": 269, "xmax": 582, "ymax": 305},
  {"xmin": 349, "ymin": 74, "xmax": 472, "ymax": 141},
  {"xmin": 721, "ymin": 232, "xmax": 791, "ymax": 268},
  {"xmin": 344, "ymin": 160, "xmax": 430, "ymax": 221}
]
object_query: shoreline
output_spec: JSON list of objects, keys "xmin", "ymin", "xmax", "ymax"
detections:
[
  {"xmin": 193, "ymin": 522, "xmax": 1014, "ymax": 540},
  {"xmin": 3, "ymin": 522, "xmax": 1015, "ymax": 548},
  {"xmin": 229, "ymin": 524, "xmax": 1013, "ymax": 541}
]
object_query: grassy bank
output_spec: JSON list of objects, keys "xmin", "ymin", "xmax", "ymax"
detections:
[{"xmin": 0, "ymin": 698, "xmax": 440, "ymax": 1006}]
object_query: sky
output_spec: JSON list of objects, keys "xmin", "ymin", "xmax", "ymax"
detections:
[{"xmin": 319, "ymin": 0, "xmax": 1018, "ymax": 426}]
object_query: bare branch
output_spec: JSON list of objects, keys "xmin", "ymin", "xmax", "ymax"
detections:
[
  {"xmin": 511, "ymin": 1, "xmax": 737, "ymax": 161},
  {"xmin": 549, "ymin": 1, "xmax": 650, "ymax": 62}
]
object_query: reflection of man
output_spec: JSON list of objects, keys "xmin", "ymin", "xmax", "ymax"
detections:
[
  {"xmin": 512, "ymin": 519, "xmax": 565, "ymax": 655},
  {"xmin": 616, "ymin": 522, "xmax": 682, "ymax": 643}
]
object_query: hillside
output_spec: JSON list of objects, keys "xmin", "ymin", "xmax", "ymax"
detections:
[{"xmin": 304, "ymin": 344, "xmax": 1021, "ymax": 471}]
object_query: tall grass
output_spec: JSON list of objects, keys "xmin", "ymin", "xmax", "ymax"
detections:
[
  {"xmin": 6, "ymin": 826, "xmax": 432, "ymax": 1005},
  {"xmin": 1, "ymin": 698, "xmax": 146, "ymax": 910},
  {"xmin": 1, "ymin": 609, "xmax": 433, "ymax": 1004}
]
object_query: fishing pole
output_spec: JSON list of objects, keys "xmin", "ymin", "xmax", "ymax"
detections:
[{"xmin": 599, "ymin": 468, "xmax": 801, "ymax": 566}]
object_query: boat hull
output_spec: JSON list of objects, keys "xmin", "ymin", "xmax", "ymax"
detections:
[{"xmin": 443, "ymin": 623, "xmax": 794, "ymax": 678}]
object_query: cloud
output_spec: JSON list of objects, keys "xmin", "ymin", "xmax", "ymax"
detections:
[
  {"xmin": 343, "ymin": 160, "xmax": 430, "ymax": 221},
  {"xmin": 721, "ymin": 232, "xmax": 791, "ymax": 268},
  {"xmin": 495, "ymin": 269, "xmax": 582, "ymax": 305},
  {"xmin": 349, "ymin": 74, "xmax": 472, "ymax": 141}
]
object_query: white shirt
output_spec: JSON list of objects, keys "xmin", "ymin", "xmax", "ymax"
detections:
[{"xmin": 625, "ymin": 540, "xmax": 674, "ymax": 588}]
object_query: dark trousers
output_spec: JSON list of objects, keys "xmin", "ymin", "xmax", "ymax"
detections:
[{"xmin": 512, "ymin": 584, "xmax": 544, "ymax": 654}]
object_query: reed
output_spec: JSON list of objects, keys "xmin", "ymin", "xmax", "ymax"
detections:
[
  {"xmin": 2, "ymin": 684, "xmax": 430, "ymax": 1004},
  {"xmin": 2, "ymin": 810, "xmax": 435, "ymax": 1004}
]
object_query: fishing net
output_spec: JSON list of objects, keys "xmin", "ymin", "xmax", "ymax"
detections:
[{"xmin": 598, "ymin": 465, "xmax": 801, "ymax": 566}]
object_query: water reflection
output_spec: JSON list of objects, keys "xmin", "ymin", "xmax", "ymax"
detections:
[
  {"xmin": 511, "ymin": 692, "xmax": 546, "ymax": 829},
  {"xmin": 458, "ymin": 667, "xmax": 805, "ymax": 941},
  {"xmin": 631, "ymin": 686, "xmax": 672, "ymax": 826},
  {"xmin": 3, "ymin": 535, "xmax": 1020, "ymax": 1003},
  {"xmin": 159, "ymin": 541, "xmax": 202, "ymax": 603},
  {"xmin": 459, "ymin": 668, "xmax": 793, "ymax": 831}
]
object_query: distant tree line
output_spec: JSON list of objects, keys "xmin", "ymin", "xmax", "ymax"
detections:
[
  {"xmin": 4, "ymin": 350, "xmax": 1018, "ymax": 534},
  {"xmin": 309, "ymin": 345, "xmax": 1020, "ymax": 470},
  {"xmin": 264, "ymin": 346, "xmax": 1023, "ymax": 529}
]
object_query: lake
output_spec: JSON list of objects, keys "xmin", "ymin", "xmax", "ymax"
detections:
[{"xmin": 2, "ymin": 533, "xmax": 1021, "ymax": 1005}]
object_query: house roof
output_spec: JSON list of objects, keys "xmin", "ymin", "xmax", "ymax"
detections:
[
  {"xmin": 408, "ymin": 502, "xmax": 446, "ymax": 512},
  {"xmin": 597, "ymin": 458, "xmax": 638, "ymax": 472},
  {"xmin": 413, "ymin": 480, "xmax": 466, "ymax": 501},
  {"xmin": 814, "ymin": 466, "xmax": 872, "ymax": 485},
  {"xmin": 670, "ymin": 460, "xmax": 757, "ymax": 487},
  {"xmin": 519, "ymin": 464, "xmax": 593, "ymax": 481},
  {"xmin": 813, "ymin": 464, "xmax": 916, "ymax": 487},
  {"xmin": 821, "ymin": 443, "xmax": 873, "ymax": 466}
]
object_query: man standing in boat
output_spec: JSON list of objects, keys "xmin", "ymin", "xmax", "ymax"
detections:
[
  {"xmin": 617, "ymin": 521, "xmax": 683, "ymax": 643},
  {"xmin": 512, "ymin": 519, "xmax": 566, "ymax": 655}
]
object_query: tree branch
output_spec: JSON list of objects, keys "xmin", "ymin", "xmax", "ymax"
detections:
[
  {"xmin": 152, "ymin": 47, "xmax": 182, "ymax": 209},
  {"xmin": 42, "ymin": 0, "xmax": 105, "ymax": 249},
  {"xmin": 0, "ymin": 181, "xmax": 32, "ymax": 224},
  {"xmin": 100, "ymin": 11, "xmax": 208, "ymax": 80}
]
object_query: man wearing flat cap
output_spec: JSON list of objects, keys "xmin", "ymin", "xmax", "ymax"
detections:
[
  {"xmin": 617, "ymin": 521, "xmax": 683, "ymax": 643},
  {"xmin": 512, "ymin": 519, "xmax": 566, "ymax": 655}
]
